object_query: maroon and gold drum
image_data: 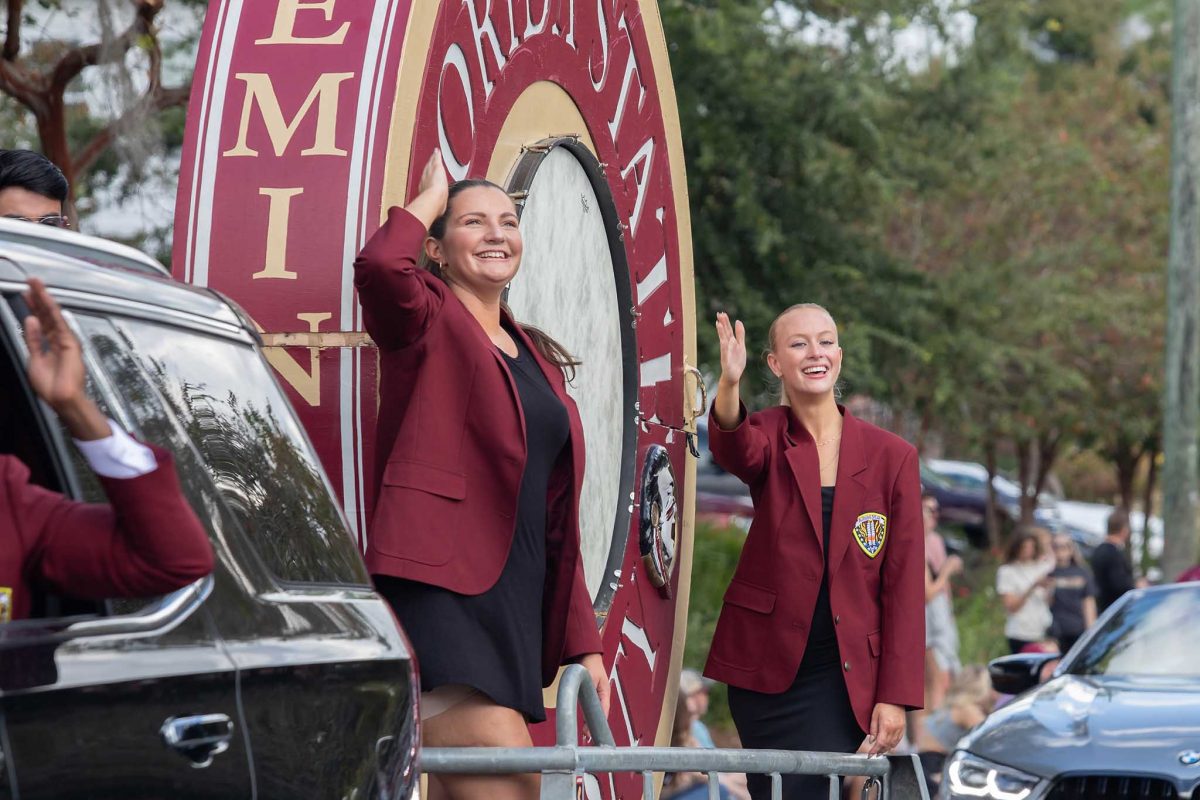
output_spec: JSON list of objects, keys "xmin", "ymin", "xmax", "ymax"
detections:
[{"xmin": 174, "ymin": 4, "xmax": 699, "ymax": 792}]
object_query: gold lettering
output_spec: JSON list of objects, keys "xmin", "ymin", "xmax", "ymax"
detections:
[
  {"xmin": 224, "ymin": 72, "xmax": 354, "ymax": 157},
  {"xmin": 254, "ymin": 187, "xmax": 304, "ymax": 280},
  {"xmin": 255, "ymin": 0, "xmax": 350, "ymax": 45},
  {"xmin": 263, "ymin": 312, "xmax": 334, "ymax": 406}
]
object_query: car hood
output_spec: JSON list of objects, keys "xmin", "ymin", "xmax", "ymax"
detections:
[{"xmin": 961, "ymin": 675, "xmax": 1200, "ymax": 783}]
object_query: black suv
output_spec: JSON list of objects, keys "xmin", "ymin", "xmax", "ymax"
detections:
[{"xmin": 0, "ymin": 236, "xmax": 418, "ymax": 799}]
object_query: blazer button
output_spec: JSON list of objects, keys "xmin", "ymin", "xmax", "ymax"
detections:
[
  {"xmin": 843, "ymin": 661, "xmax": 851, "ymax": 672},
  {"xmin": 834, "ymin": 614, "xmax": 841, "ymax": 625}
]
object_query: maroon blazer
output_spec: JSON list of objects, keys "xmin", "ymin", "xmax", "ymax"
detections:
[
  {"xmin": 702, "ymin": 403, "xmax": 925, "ymax": 731},
  {"xmin": 354, "ymin": 207, "xmax": 603, "ymax": 684},
  {"xmin": 1, "ymin": 448, "xmax": 214, "ymax": 622}
]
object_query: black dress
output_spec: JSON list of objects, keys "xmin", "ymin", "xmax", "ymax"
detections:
[
  {"xmin": 727, "ymin": 486, "xmax": 866, "ymax": 800},
  {"xmin": 375, "ymin": 330, "xmax": 570, "ymax": 722}
]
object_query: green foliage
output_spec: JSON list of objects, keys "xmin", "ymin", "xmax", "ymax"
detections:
[
  {"xmin": 682, "ymin": 521, "xmax": 746, "ymax": 734},
  {"xmin": 953, "ymin": 554, "xmax": 1010, "ymax": 666}
]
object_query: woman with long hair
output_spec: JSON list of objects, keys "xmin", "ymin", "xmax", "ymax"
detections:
[
  {"xmin": 703, "ymin": 305, "xmax": 924, "ymax": 800},
  {"xmin": 1047, "ymin": 532, "xmax": 1097, "ymax": 653},
  {"xmin": 354, "ymin": 150, "xmax": 607, "ymax": 800},
  {"xmin": 996, "ymin": 527, "xmax": 1055, "ymax": 654}
]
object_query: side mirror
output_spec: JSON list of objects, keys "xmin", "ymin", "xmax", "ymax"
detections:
[{"xmin": 988, "ymin": 652, "xmax": 1060, "ymax": 696}]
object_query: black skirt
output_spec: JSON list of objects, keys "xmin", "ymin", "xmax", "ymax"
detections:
[
  {"xmin": 725, "ymin": 486, "xmax": 866, "ymax": 800},
  {"xmin": 376, "ymin": 331, "xmax": 569, "ymax": 722},
  {"xmin": 728, "ymin": 653, "xmax": 866, "ymax": 800}
]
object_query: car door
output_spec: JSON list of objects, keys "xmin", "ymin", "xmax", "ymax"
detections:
[
  {"xmin": 86, "ymin": 311, "xmax": 418, "ymax": 800},
  {"xmin": 0, "ymin": 289, "xmax": 253, "ymax": 800}
]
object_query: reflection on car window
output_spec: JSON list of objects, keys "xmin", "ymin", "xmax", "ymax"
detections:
[
  {"xmin": 79, "ymin": 315, "xmax": 367, "ymax": 586},
  {"xmin": 1069, "ymin": 588, "xmax": 1200, "ymax": 678}
]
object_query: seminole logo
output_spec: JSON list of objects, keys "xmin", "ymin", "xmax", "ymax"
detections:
[{"xmin": 853, "ymin": 512, "xmax": 888, "ymax": 558}]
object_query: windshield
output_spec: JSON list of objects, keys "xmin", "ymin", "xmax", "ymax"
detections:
[{"xmin": 1069, "ymin": 587, "xmax": 1200, "ymax": 678}]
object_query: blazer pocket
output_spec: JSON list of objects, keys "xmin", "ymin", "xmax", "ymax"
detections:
[
  {"xmin": 868, "ymin": 629, "xmax": 882, "ymax": 658},
  {"xmin": 724, "ymin": 579, "xmax": 776, "ymax": 614},
  {"xmin": 383, "ymin": 460, "xmax": 467, "ymax": 500}
]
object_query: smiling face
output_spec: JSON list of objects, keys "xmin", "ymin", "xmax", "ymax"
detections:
[
  {"xmin": 425, "ymin": 184, "xmax": 523, "ymax": 294},
  {"xmin": 766, "ymin": 305, "xmax": 842, "ymax": 402}
]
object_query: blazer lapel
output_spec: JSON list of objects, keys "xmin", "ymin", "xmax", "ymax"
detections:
[
  {"xmin": 783, "ymin": 412, "xmax": 824, "ymax": 552},
  {"xmin": 828, "ymin": 410, "xmax": 869, "ymax": 576}
]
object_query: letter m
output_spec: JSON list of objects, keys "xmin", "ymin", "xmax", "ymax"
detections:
[{"xmin": 224, "ymin": 72, "xmax": 354, "ymax": 157}]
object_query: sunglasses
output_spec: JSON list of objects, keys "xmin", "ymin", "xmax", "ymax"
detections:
[{"xmin": 3, "ymin": 213, "xmax": 71, "ymax": 229}]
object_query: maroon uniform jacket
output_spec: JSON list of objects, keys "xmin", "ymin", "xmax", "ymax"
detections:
[
  {"xmin": 1, "ymin": 448, "xmax": 214, "ymax": 622},
  {"xmin": 354, "ymin": 207, "xmax": 603, "ymax": 684},
  {"xmin": 702, "ymin": 403, "xmax": 925, "ymax": 731}
]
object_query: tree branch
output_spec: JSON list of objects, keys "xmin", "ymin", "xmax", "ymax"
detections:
[
  {"xmin": 49, "ymin": 0, "xmax": 163, "ymax": 95},
  {"xmin": 71, "ymin": 12, "xmax": 189, "ymax": 181},
  {"xmin": 4, "ymin": 0, "xmax": 23, "ymax": 61}
]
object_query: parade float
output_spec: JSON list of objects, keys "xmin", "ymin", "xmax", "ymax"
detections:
[{"xmin": 173, "ymin": 2, "xmax": 698, "ymax": 796}]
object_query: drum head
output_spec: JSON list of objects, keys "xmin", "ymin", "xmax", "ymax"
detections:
[{"xmin": 506, "ymin": 141, "xmax": 637, "ymax": 613}]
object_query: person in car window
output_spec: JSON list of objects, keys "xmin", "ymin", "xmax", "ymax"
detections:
[
  {"xmin": 0, "ymin": 150, "xmax": 70, "ymax": 229},
  {"xmin": 703, "ymin": 305, "xmax": 925, "ymax": 800},
  {"xmin": 1, "ymin": 279, "xmax": 214, "ymax": 622},
  {"xmin": 354, "ymin": 150, "xmax": 606, "ymax": 799}
]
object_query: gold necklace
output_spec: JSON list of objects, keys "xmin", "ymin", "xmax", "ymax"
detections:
[{"xmin": 814, "ymin": 436, "xmax": 841, "ymax": 447}]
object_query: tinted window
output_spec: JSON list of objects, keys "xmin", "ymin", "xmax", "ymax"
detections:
[
  {"xmin": 78, "ymin": 315, "xmax": 367, "ymax": 586},
  {"xmin": 1069, "ymin": 588, "xmax": 1200, "ymax": 678}
]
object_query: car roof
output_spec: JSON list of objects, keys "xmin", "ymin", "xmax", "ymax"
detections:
[
  {"xmin": 0, "ymin": 217, "xmax": 169, "ymax": 277},
  {"xmin": 927, "ymin": 458, "xmax": 987, "ymax": 477},
  {"xmin": 0, "ymin": 237, "xmax": 244, "ymax": 332}
]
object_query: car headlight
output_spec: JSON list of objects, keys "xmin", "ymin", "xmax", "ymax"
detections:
[{"xmin": 944, "ymin": 751, "xmax": 1042, "ymax": 800}]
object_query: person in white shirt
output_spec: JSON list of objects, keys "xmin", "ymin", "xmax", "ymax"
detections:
[{"xmin": 995, "ymin": 527, "xmax": 1056, "ymax": 654}]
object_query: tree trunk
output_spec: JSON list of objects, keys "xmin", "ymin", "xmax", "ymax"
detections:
[
  {"xmin": 1015, "ymin": 438, "xmax": 1036, "ymax": 524},
  {"xmin": 1164, "ymin": 0, "xmax": 1200, "ymax": 581},
  {"xmin": 1113, "ymin": 439, "xmax": 1139, "ymax": 516},
  {"xmin": 984, "ymin": 437, "xmax": 1001, "ymax": 550},
  {"xmin": 1141, "ymin": 442, "xmax": 1160, "ymax": 573}
]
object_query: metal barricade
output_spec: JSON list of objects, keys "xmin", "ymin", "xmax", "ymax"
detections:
[{"xmin": 422, "ymin": 665, "xmax": 931, "ymax": 800}]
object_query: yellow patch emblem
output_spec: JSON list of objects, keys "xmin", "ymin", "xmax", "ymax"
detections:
[
  {"xmin": 853, "ymin": 513, "xmax": 887, "ymax": 558},
  {"xmin": 0, "ymin": 587, "xmax": 12, "ymax": 623}
]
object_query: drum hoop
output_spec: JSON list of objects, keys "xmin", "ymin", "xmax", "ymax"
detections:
[{"xmin": 504, "ymin": 137, "xmax": 639, "ymax": 617}]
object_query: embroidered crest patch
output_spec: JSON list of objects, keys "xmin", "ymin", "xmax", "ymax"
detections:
[
  {"xmin": 853, "ymin": 513, "xmax": 888, "ymax": 558},
  {"xmin": 0, "ymin": 587, "xmax": 12, "ymax": 623}
]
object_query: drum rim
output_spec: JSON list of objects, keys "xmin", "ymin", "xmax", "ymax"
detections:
[{"xmin": 504, "ymin": 137, "xmax": 639, "ymax": 617}]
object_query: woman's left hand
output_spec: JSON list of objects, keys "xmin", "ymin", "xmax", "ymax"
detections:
[
  {"xmin": 578, "ymin": 652, "xmax": 611, "ymax": 716},
  {"xmin": 866, "ymin": 702, "xmax": 905, "ymax": 756}
]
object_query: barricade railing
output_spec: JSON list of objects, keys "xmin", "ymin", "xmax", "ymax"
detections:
[{"xmin": 422, "ymin": 665, "xmax": 931, "ymax": 800}]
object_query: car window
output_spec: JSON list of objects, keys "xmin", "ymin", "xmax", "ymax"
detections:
[
  {"xmin": 1069, "ymin": 588, "xmax": 1200, "ymax": 678},
  {"xmin": 76, "ymin": 314, "xmax": 368, "ymax": 586}
]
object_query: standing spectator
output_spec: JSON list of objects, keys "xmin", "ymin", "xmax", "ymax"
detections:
[
  {"xmin": 0, "ymin": 149, "xmax": 70, "ymax": 227},
  {"xmin": 1047, "ymin": 534, "xmax": 1097, "ymax": 653},
  {"xmin": 923, "ymin": 494, "xmax": 962, "ymax": 713},
  {"xmin": 1090, "ymin": 509, "xmax": 1146, "ymax": 612},
  {"xmin": 679, "ymin": 669, "xmax": 716, "ymax": 749},
  {"xmin": 996, "ymin": 528, "xmax": 1054, "ymax": 654}
]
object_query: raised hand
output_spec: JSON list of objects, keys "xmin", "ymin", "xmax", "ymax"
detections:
[
  {"xmin": 23, "ymin": 278, "xmax": 109, "ymax": 440},
  {"xmin": 406, "ymin": 149, "xmax": 450, "ymax": 230},
  {"xmin": 716, "ymin": 312, "xmax": 747, "ymax": 386}
]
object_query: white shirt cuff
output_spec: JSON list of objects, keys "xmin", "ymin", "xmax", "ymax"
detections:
[{"xmin": 74, "ymin": 419, "xmax": 158, "ymax": 479}]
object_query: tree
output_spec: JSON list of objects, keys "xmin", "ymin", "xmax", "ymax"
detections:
[{"xmin": 0, "ymin": 0, "xmax": 195, "ymax": 213}]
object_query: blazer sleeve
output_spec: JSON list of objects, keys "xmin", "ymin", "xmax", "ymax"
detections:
[
  {"xmin": 707, "ymin": 401, "xmax": 769, "ymax": 485},
  {"xmin": 561, "ymin": 560, "xmax": 604, "ymax": 660},
  {"xmin": 353, "ymin": 206, "xmax": 444, "ymax": 350},
  {"xmin": 20, "ymin": 446, "xmax": 215, "ymax": 600},
  {"xmin": 876, "ymin": 447, "xmax": 926, "ymax": 710}
]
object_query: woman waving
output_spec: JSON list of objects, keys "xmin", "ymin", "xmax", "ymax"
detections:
[{"xmin": 704, "ymin": 305, "xmax": 924, "ymax": 800}]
